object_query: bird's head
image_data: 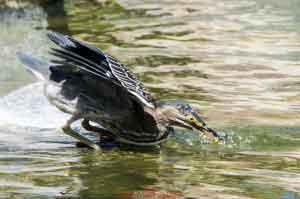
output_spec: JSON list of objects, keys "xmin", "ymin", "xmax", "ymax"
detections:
[{"xmin": 157, "ymin": 101, "xmax": 225, "ymax": 143}]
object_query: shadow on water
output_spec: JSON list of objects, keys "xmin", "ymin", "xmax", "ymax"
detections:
[{"xmin": 1, "ymin": 0, "xmax": 300, "ymax": 199}]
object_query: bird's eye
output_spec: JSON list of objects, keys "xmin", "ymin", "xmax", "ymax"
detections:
[{"xmin": 190, "ymin": 117, "xmax": 195, "ymax": 122}]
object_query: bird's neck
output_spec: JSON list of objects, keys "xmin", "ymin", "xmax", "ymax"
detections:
[
  {"xmin": 143, "ymin": 106, "xmax": 157, "ymax": 120},
  {"xmin": 144, "ymin": 106, "xmax": 171, "ymax": 126},
  {"xmin": 142, "ymin": 106, "xmax": 171, "ymax": 138}
]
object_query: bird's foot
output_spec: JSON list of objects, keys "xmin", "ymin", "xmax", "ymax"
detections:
[
  {"xmin": 81, "ymin": 119, "xmax": 117, "ymax": 147},
  {"xmin": 62, "ymin": 124, "xmax": 101, "ymax": 150}
]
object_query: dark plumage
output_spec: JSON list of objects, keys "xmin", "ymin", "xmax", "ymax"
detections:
[{"xmin": 17, "ymin": 31, "xmax": 225, "ymax": 150}]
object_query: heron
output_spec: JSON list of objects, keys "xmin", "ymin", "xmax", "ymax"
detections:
[{"xmin": 17, "ymin": 31, "xmax": 225, "ymax": 150}]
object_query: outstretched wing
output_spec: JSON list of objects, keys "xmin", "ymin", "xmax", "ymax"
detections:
[{"xmin": 47, "ymin": 31, "xmax": 154, "ymax": 108}]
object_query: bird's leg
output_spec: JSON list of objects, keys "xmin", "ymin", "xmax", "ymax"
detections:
[
  {"xmin": 62, "ymin": 116, "xmax": 101, "ymax": 150},
  {"xmin": 81, "ymin": 119, "xmax": 115, "ymax": 141}
]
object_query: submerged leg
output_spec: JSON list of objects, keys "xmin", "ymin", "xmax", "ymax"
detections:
[
  {"xmin": 81, "ymin": 119, "xmax": 116, "ymax": 142},
  {"xmin": 62, "ymin": 116, "xmax": 101, "ymax": 150}
]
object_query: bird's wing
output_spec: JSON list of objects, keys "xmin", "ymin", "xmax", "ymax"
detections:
[{"xmin": 47, "ymin": 31, "xmax": 154, "ymax": 108}]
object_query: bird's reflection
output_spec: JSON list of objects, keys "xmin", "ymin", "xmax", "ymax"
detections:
[
  {"xmin": 75, "ymin": 148, "xmax": 161, "ymax": 198},
  {"xmin": 63, "ymin": 145, "xmax": 226, "ymax": 198}
]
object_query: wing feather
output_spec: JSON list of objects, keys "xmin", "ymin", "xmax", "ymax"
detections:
[
  {"xmin": 47, "ymin": 31, "xmax": 154, "ymax": 107},
  {"xmin": 51, "ymin": 60, "xmax": 109, "ymax": 80},
  {"xmin": 49, "ymin": 48, "xmax": 110, "ymax": 78},
  {"xmin": 105, "ymin": 55, "xmax": 154, "ymax": 107}
]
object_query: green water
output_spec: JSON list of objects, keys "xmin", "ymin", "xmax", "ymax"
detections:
[{"xmin": 1, "ymin": 0, "xmax": 300, "ymax": 198}]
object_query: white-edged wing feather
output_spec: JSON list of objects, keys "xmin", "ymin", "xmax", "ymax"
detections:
[{"xmin": 47, "ymin": 31, "xmax": 154, "ymax": 108}]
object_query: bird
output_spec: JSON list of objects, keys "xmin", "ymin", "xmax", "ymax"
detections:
[{"xmin": 17, "ymin": 31, "xmax": 225, "ymax": 150}]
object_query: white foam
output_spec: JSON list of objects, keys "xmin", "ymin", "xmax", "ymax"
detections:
[{"xmin": 0, "ymin": 82, "xmax": 69, "ymax": 128}]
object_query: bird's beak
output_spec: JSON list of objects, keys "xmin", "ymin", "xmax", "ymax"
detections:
[{"xmin": 189, "ymin": 112, "xmax": 225, "ymax": 144}]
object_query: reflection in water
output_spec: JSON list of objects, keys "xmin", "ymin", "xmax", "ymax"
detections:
[
  {"xmin": 1, "ymin": 0, "xmax": 300, "ymax": 198},
  {"xmin": 76, "ymin": 150, "xmax": 160, "ymax": 198}
]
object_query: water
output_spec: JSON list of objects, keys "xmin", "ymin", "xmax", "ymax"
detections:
[{"xmin": 1, "ymin": 0, "xmax": 300, "ymax": 198}]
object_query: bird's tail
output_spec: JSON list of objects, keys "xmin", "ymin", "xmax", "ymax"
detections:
[{"xmin": 16, "ymin": 52, "xmax": 50, "ymax": 81}]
